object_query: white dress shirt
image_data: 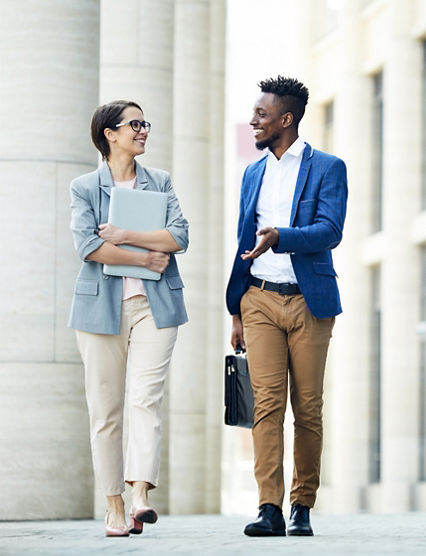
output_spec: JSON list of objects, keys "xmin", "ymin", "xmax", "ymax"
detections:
[{"xmin": 250, "ymin": 137, "xmax": 305, "ymax": 284}]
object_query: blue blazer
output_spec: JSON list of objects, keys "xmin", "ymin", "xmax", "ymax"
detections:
[
  {"xmin": 226, "ymin": 143, "xmax": 348, "ymax": 319},
  {"xmin": 68, "ymin": 161, "xmax": 189, "ymax": 334}
]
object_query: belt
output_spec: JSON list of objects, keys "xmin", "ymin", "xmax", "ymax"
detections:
[{"xmin": 250, "ymin": 276, "xmax": 301, "ymax": 295}]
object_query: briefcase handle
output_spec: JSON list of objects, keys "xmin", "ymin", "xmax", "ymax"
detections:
[{"xmin": 235, "ymin": 342, "xmax": 246, "ymax": 355}]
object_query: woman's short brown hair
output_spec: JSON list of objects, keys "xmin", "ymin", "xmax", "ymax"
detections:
[{"xmin": 90, "ymin": 100, "xmax": 142, "ymax": 160}]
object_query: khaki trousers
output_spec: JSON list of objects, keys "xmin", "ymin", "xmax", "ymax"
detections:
[
  {"xmin": 76, "ymin": 295, "xmax": 178, "ymax": 496},
  {"xmin": 241, "ymin": 286, "xmax": 334, "ymax": 509}
]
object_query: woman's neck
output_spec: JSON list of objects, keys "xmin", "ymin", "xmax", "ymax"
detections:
[{"xmin": 107, "ymin": 154, "xmax": 136, "ymax": 182}]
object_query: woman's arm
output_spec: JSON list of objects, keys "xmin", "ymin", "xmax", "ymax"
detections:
[
  {"xmin": 86, "ymin": 241, "xmax": 170, "ymax": 272},
  {"xmin": 70, "ymin": 176, "xmax": 169, "ymax": 271},
  {"xmin": 98, "ymin": 224, "xmax": 181, "ymax": 252}
]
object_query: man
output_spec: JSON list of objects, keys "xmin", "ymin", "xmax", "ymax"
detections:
[{"xmin": 226, "ymin": 76, "xmax": 347, "ymax": 537}]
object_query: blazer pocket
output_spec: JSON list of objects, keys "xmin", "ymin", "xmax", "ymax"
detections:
[
  {"xmin": 313, "ymin": 262, "xmax": 338, "ymax": 277},
  {"xmin": 166, "ymin": 275, "xmax": 185, "ymax": 290},
  {"xmin": 297, "ymin": 199, "xmax": 316, "ymax": 221},
  {"xmin": 75, "ymin": 279, "xmax": 99, "ymax": 295}
]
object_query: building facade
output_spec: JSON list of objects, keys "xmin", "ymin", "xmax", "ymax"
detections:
[
  {"xmin": 223, "ymin": 0, "xmax": 426, "ymax": 515},
  {"xmin": 274, "ymin": 0, "xmax": 426, "ymax": 514},
  {"xmin": 303, "ymin": 0, "xmax": 426, "ymax": 515}
]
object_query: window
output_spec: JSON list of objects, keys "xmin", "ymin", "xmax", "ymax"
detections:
[
  {"xmin": 372, "ymin": 72, "xmax": 384, "ymax": 232},
  {"xmin": 323, "ymin": 101, "xmax": 334, "ymax": 153},
  {"xmin": 369, "ymin": 266, "xmax": 381, "ymax": 482}
]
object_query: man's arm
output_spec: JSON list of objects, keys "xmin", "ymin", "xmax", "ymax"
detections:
[
  {"xmin": 229, "ymin": 169, "xmax": 250, "ymax": 348},
  {"xmin": 240, "ymin": 158, "xmax": 347, "ymax": 261},
  {"xmin": 273, "ymin": 158, "xmax": 348, "ymax": 254}
]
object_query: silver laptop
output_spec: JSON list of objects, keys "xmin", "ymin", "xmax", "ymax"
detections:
[{"xmin": 103, "ymin": 187, "xmax": 168, "ymax": 280}]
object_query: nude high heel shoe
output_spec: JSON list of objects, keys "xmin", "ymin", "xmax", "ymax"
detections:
[
  {"xmin": 129, "ymin": 506, "xmax": 158, "ymax": 534},
  {"xmin": 104, "ymin": 511, "xmax": 130, "ymax": 537}
]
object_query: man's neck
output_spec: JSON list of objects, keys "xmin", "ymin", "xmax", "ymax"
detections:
[{"xmin": 270, "ymin": 131, "xmax": 299, "ymax": 160}]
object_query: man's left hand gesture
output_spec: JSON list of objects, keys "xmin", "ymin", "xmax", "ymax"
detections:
[{"xmin": 241, "ymin": 227, "xmax": 279, "ymax": 260}]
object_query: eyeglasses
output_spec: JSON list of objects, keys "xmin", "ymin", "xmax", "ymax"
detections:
[{"xmin": 115, "ymin": 119, "xmax": 152, "ymax": 133}]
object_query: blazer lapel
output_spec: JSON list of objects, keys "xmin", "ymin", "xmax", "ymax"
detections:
[
  {"xmin": 246, "ymin": 156, "xmax": 267, "ymax": 216},
  {"xmin": 290, "ymin": 143, "xmax": 313, "ymax": 226},
  {"xmin": 98, "ymin": 161, "xmax": 113, "ymax": 196},
  {"xmin": 135, "ymin": 161, "xmax": 149, "ymax": 190}
]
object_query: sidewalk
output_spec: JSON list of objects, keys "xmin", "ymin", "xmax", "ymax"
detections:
[{"xmin": 1, "ymin": 513, "xmax": 424, "ymax": 555}]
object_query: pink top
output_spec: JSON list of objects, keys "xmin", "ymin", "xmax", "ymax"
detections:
[{"xmin": 114, "ymin": 178, "xmax": 147, "ymax": 300}]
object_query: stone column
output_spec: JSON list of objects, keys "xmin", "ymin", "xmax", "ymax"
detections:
[
  {"xmin": 100, "ymin": 0, "xmax": 174, "ymax": 172},
  {"xmin": 99, "ymin": 0, "xmax": 175, "ymax": 515},
  {"xmin": 100, "ymin": 0, "xmax": 225, "ymax": 515},
  {"xmin": 324, "ymin": 0, "xmax": 372, "ymax": 514},
  {"xmin": 0, "ymin": 0, "xmax": 100, "ymax": 519},
  {"xmin": 205, "ymin": 0, "xmax": 226, "ymax": 513},
  {"xmin": 379, "ymin": 0, "xmax": 421, "ymax": 512},
  {"xmin": 169, "ymin": 0, "xmax": 211, "ymax": 514}
]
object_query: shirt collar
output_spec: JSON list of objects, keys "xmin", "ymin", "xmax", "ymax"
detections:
[{"xmin": 267, "ymin": 137, "xmax": 305, "ymax": 163}]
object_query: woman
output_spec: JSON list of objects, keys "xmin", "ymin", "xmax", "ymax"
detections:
[{"xmin": 68, "ymin": 100, "xmax": 188, "ymax": 536}]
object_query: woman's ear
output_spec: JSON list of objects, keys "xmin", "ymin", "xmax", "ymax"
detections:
[{"xmin": 104, "ymin": 128, "xmax": 116, "ymax": 142}]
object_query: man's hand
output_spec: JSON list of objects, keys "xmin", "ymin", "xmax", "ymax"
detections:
[
  {"xmin": 241, "ymin": 226, "xmax": 279, "ymax": 260},
  {"xmin": 231, "ymin": 314, "xmax": 246, "ymax": 351},
  {"xmin": 98, "ymin": 223, "xmax": 126, "ymax": 245}
]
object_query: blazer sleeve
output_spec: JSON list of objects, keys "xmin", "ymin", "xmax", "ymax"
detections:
[
  {"xmin": 163, "ymin": 173, "xmax": 189, "ymax": 253},
  {"xmin": 237, "ymin": 167, "xmax": 248, "ymax": 244},
  {"xmin": 273, "ymin": 158, "xmax": 348, "ymax": 254},
  {"xmin": 70, "ymin": 179, "xmax": 105, "ymax": 261}
]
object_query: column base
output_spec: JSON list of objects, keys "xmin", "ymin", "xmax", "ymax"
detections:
[
  {"xmin": 0, "ymin": 362, "xmax": 92, "ymax": 519},
  {"xmin": 365, "ymin": 482, "xmax": 412, "ymax": 513},
  {"xmin": 414, "ymin": 482, "xmax": 426, "ymax": 511}
]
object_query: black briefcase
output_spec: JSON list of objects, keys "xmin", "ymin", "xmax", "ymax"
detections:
[{"xmin": 224, "ymin": 351, "xmax": 254, "ymax": 428}]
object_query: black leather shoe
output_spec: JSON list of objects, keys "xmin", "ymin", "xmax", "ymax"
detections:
[
  {"xmin": 287, "ymin": 504, "xmax": 313, "ymax": 536},
  {"xmin": 244, "ymin": 503, "xmax": 286, "ymax": 537}
]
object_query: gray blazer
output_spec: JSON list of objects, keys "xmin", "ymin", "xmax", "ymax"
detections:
[{"xmin": 68, "ymin": 161, "xmax": 189, "ymax": 334}]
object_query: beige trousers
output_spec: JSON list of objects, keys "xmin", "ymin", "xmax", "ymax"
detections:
[
  {"xmin": 241, "ymin": 286, "xmax": 335, "ymax": 509},
  {"xmin": 76, "ymin": 295, "xmax": 178, "ymax": 496}
]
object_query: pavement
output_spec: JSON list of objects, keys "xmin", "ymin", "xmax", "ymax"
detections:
[{"xmin": 1, "ymin": 513, "xmax": 425, "ymax": 555}]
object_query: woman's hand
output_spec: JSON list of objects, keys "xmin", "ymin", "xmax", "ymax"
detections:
[
  {"xmin": 98, "ymin": 223, "xmax": 126, "ymax": 245},
  {"xmin": 144, "ymin": 251, "xmax": 170, "ymax": 273}
]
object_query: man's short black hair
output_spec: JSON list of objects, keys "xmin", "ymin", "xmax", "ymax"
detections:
[{"xmin": 258, "ymin": 76, "xmax": 309, "ymax": 127}]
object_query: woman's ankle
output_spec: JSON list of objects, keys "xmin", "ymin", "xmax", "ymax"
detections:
[
  {"xmin": 106, "ymin": 494, "xmax": 125, "ymax": 513},
  {"xmin": 132, "ymin": 481, "xmax": 151, "ymax": 507}
]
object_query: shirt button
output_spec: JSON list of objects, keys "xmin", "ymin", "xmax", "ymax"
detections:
[{"xmin": 103, "ymin": 275, "xmax": 109, "ymax": 280}]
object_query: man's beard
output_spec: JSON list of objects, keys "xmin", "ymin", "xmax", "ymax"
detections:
[{"xmin": 254, "ymin": 132, "xmax": 280, "ymax": 151}]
